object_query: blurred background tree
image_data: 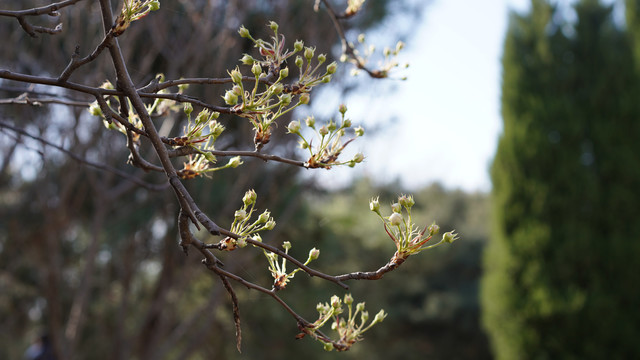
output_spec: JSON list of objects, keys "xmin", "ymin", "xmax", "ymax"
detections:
[{"xmin": 483, "ymin": 0, "xmax": 640, "ymax": 358}]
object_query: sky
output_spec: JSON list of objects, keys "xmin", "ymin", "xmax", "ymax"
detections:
[{"xmin": 308, "ymin": 0, "xmax": 531, "ymax": 193}]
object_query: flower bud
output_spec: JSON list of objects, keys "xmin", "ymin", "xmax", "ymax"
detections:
[
  {"xmin": 354, "ymin": 126, "xmax": 364, "ymax": 137},
  {"xmin": 309, "ymin": 247, "xmax": 320, "ymax": 260},
  {"xmin": 253, "ymin": 234, "xmax": 263, "ymax": 242},
  {"xmin": 344, "ymin": 293, "xmax": 353, "ymax": 305},
  {"xmin": 234, "ymin": 209, "xmax": 247, "ymax": 221},
  {"xmin": 223, "ymin": 90, "xmax": 238, "ymax": 105},
  {"xmin": 279, "ymin": 93, "xmax": 292, "ymax": 106},
  {"xmin": 391, "ymin": 203, "xmax": 402, "ymax": 213},
  {"xmin": 183, "ymin": 102, "xmax": 193, "ymax": 116},
  {"xmin": 383, "ymin": 47, "xmax": 391, "ymax": 57},
  {"xmin": 357, "ymin": 33, "xmax": 365, "ymax": 43},
  {"xmin": 305, "ymin": 116, "xmax": 316, "ymax": 128},
  {"xmin": 326, "ymin": 61, "xmax": 338, "ymax": 74},
  {"xmin": 321, "ymin": 75, "xmax": 331, "ymax": 83},
  {"xmin": 203, "ymin": 152, "xmax": 216, "ymax": 163},
  {"xmin": 238, "ymin": 26, "xmax": 250, "ymax": 38},
  {"xmin": 211, "ymin": 122, "xmax": 225, "ymax": 137},
  {"xmin": 251, "ymin": 63, "xmax": 262, "ymax": 77},
  {"xmin": 89, "ymin": 102, "xmax": 102, "ymax": 116},
  {"xmin": 227, "ymin": 156, "xmax": 242, "ymax": 168},
  {"xmin": 230, "ymin": 68, "xmax": 242, "ymax": 84},
  {"xmin": 389, "ymin": 212, "xmax": 402, "ymax": 226},
  {"xmin": 298, "ymin": 140, "xmax": 308, "ymax": 149},
  {"xmin": 279, "ymin": 67, "xmax": 289, "ymax": 79},
  {"xmin": 327, "ymin": 120, "xmax": 336, "ymax": 132},
  {"xmin": 242, "ymin": 189, "xmax": 257, "ymax": 206},
  {"xmin": 264, "ymin": 219, "xmax": 276, "ymax": 230},
  {"xmin": 318, "ymin": 126, "xmax": 328, "ymax": 136},
  {"xmin": 323, "ymin": 343, "xmax": 334, "ymax": 352},
  {"xmin": 294, "ymin": 40, "xmax": 304, "ymax": 52},
  {"xmin": 356, "ymin": 302, "xmax": 366, "ymax": 312},
  {"xmin": 269, "ymin": 21, "xmax": 279, "ymax": 33},
  {"xmin": 317, "ymin": 53, "xmax": 326, "ymax": 64},
  {"xmin": 396, "ymin": 41, "xmax": 405, "ymax": 52},
  {"xmin": 352, "ymin": 153, "xmax": 364, "ymax": 163},
  {"xmin": 237, "ymin": 237, "xmax": 247, "ymax": 248},
  {"xmin": 373, "ymin": 309, "xmax": 387, "ymax": 323},
  {"xmin": 342, "ymin": 118, "xmax": 352, "ymax": 128},
  {"xmin": 240, "ymin": 54, "xmax": 254, "ymax": 65},
  {"xmin": 398, "ymin": 194, "xmax": 415, "ymax": 208},
  {"xmin": 299, "ymin": 93, "xmax": 310, "ymax": 105},
  {"xmin": 232, "ymin": 85, "xmax": 243, "ymax": 96},
  {"xmin": 282, "ymin": 241, "xmax": 291, "ymax": 251},
  {"xmin": 360, "ymin": 310, "xmax": 369, "ymax": 322},
  {"xmin": 304, "ymin": 46, "xmax": 315, "ymax": 60},
  {"xmin": 287, "ymin": 120, "xmax": 301, "ymax": 134},
  {"xmin": 270, "ymin": 83, "xmax": 284, "ymax": 95},
  {"xmin": 369, "ymin": 197, "xmax": 380, "ymax": 213},
  {"xmin": 257, "ymin": 210, "xmax": 270, "ymax": 223},
  {"xmin": 195, "ymin": 109, "xmax": 210, "ymax": 124},
  {"xmin": 442, "ymin": 230, "xmax": 459, "ymax": 244},
  {"xmin": 428, "ymin": 222, "xmax": 440, "ymax": 236},
  {"xmin": 295, "ymin": 56, "xmax": 303, "ymax": 68},
  {"xmin": 331, "ymin": 295, "xmax": 341, "ymax": 308}
]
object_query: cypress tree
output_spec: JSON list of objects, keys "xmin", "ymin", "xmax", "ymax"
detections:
[{"xmin": 482, "ymin": 0, "xmax": 640, "ymax": 358}]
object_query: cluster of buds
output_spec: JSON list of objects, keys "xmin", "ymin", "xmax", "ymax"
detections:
[
  {"xmin": 300, "ymin": 293, "xmax": 386, "ymax": 352},
  {"xmin": 288, "ymin": 105, "xmax": 365, "ymax": 169},
  {"xmin": 342, "ymin": 33, "xmax": 408, "ymax": 79},
  {"xmin": 112, "ymin": 0, "xmax": 160, "ymax": 36},
  {"xmin": 213, "ymin": 189, "xmax": 276, "ymax": 251},
  {"xmin": 370, "ymin": 195, "xmax": 459, "ymax": 264},
  {"xmin": 263, "ymin": 241, "xmax": 320, "ymax": 290},
  {"xmin": 232, "ymin": 23, "xmax": 338, "ymax": 150}
]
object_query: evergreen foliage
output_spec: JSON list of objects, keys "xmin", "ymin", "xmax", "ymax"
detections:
[{"xmin": 483, "ymin": 1, "xmax": 640, "ymax": 358}]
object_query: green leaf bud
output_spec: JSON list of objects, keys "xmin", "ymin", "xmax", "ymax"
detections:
[
  {"xmin": 326, "ymin": 61, "xmax": 338, "ymax": 74},
  {"xmin": 149, "ymin": 1, "xmax": 160, "ymax": 11},
  {"xmin": 183, "ymin": 102, "xmax": 193, "ymax": 116},
  {"xmin": 389, "ymin": 212, "xmax": 402, "ymax": 226},
  {"xmin": 294, "ymin": 39, "xmax": 304, "ymax": 52},
  {"xmin": 238, "ymin": 25, "xmax": 250, "ymax": 38},
  {"xmin": 321, "ymin": 75, "xmax": 332, "ymax": 83}
]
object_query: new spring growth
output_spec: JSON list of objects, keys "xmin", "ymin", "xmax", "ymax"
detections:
[
  {"xmin": 304, "ymin": 293, "xmax": 386, "ymax": 352},
  {"xmin": 217, "ymin": 189, "xmax": 275, "ymax": 251},
  {"xmin": 291, "ymin": 106, "xmax": 365, "ymax": 169},
  {"xmin": 113, "ymin": 0, "xmax": 160, "ymax": 36},
  {"xmin": 370, "ymin": 194, "xmax": 459, "ymax": 260},
  {"xmin": 263, "ymin": 240, "xmax": 319, "ymax": 290}
]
